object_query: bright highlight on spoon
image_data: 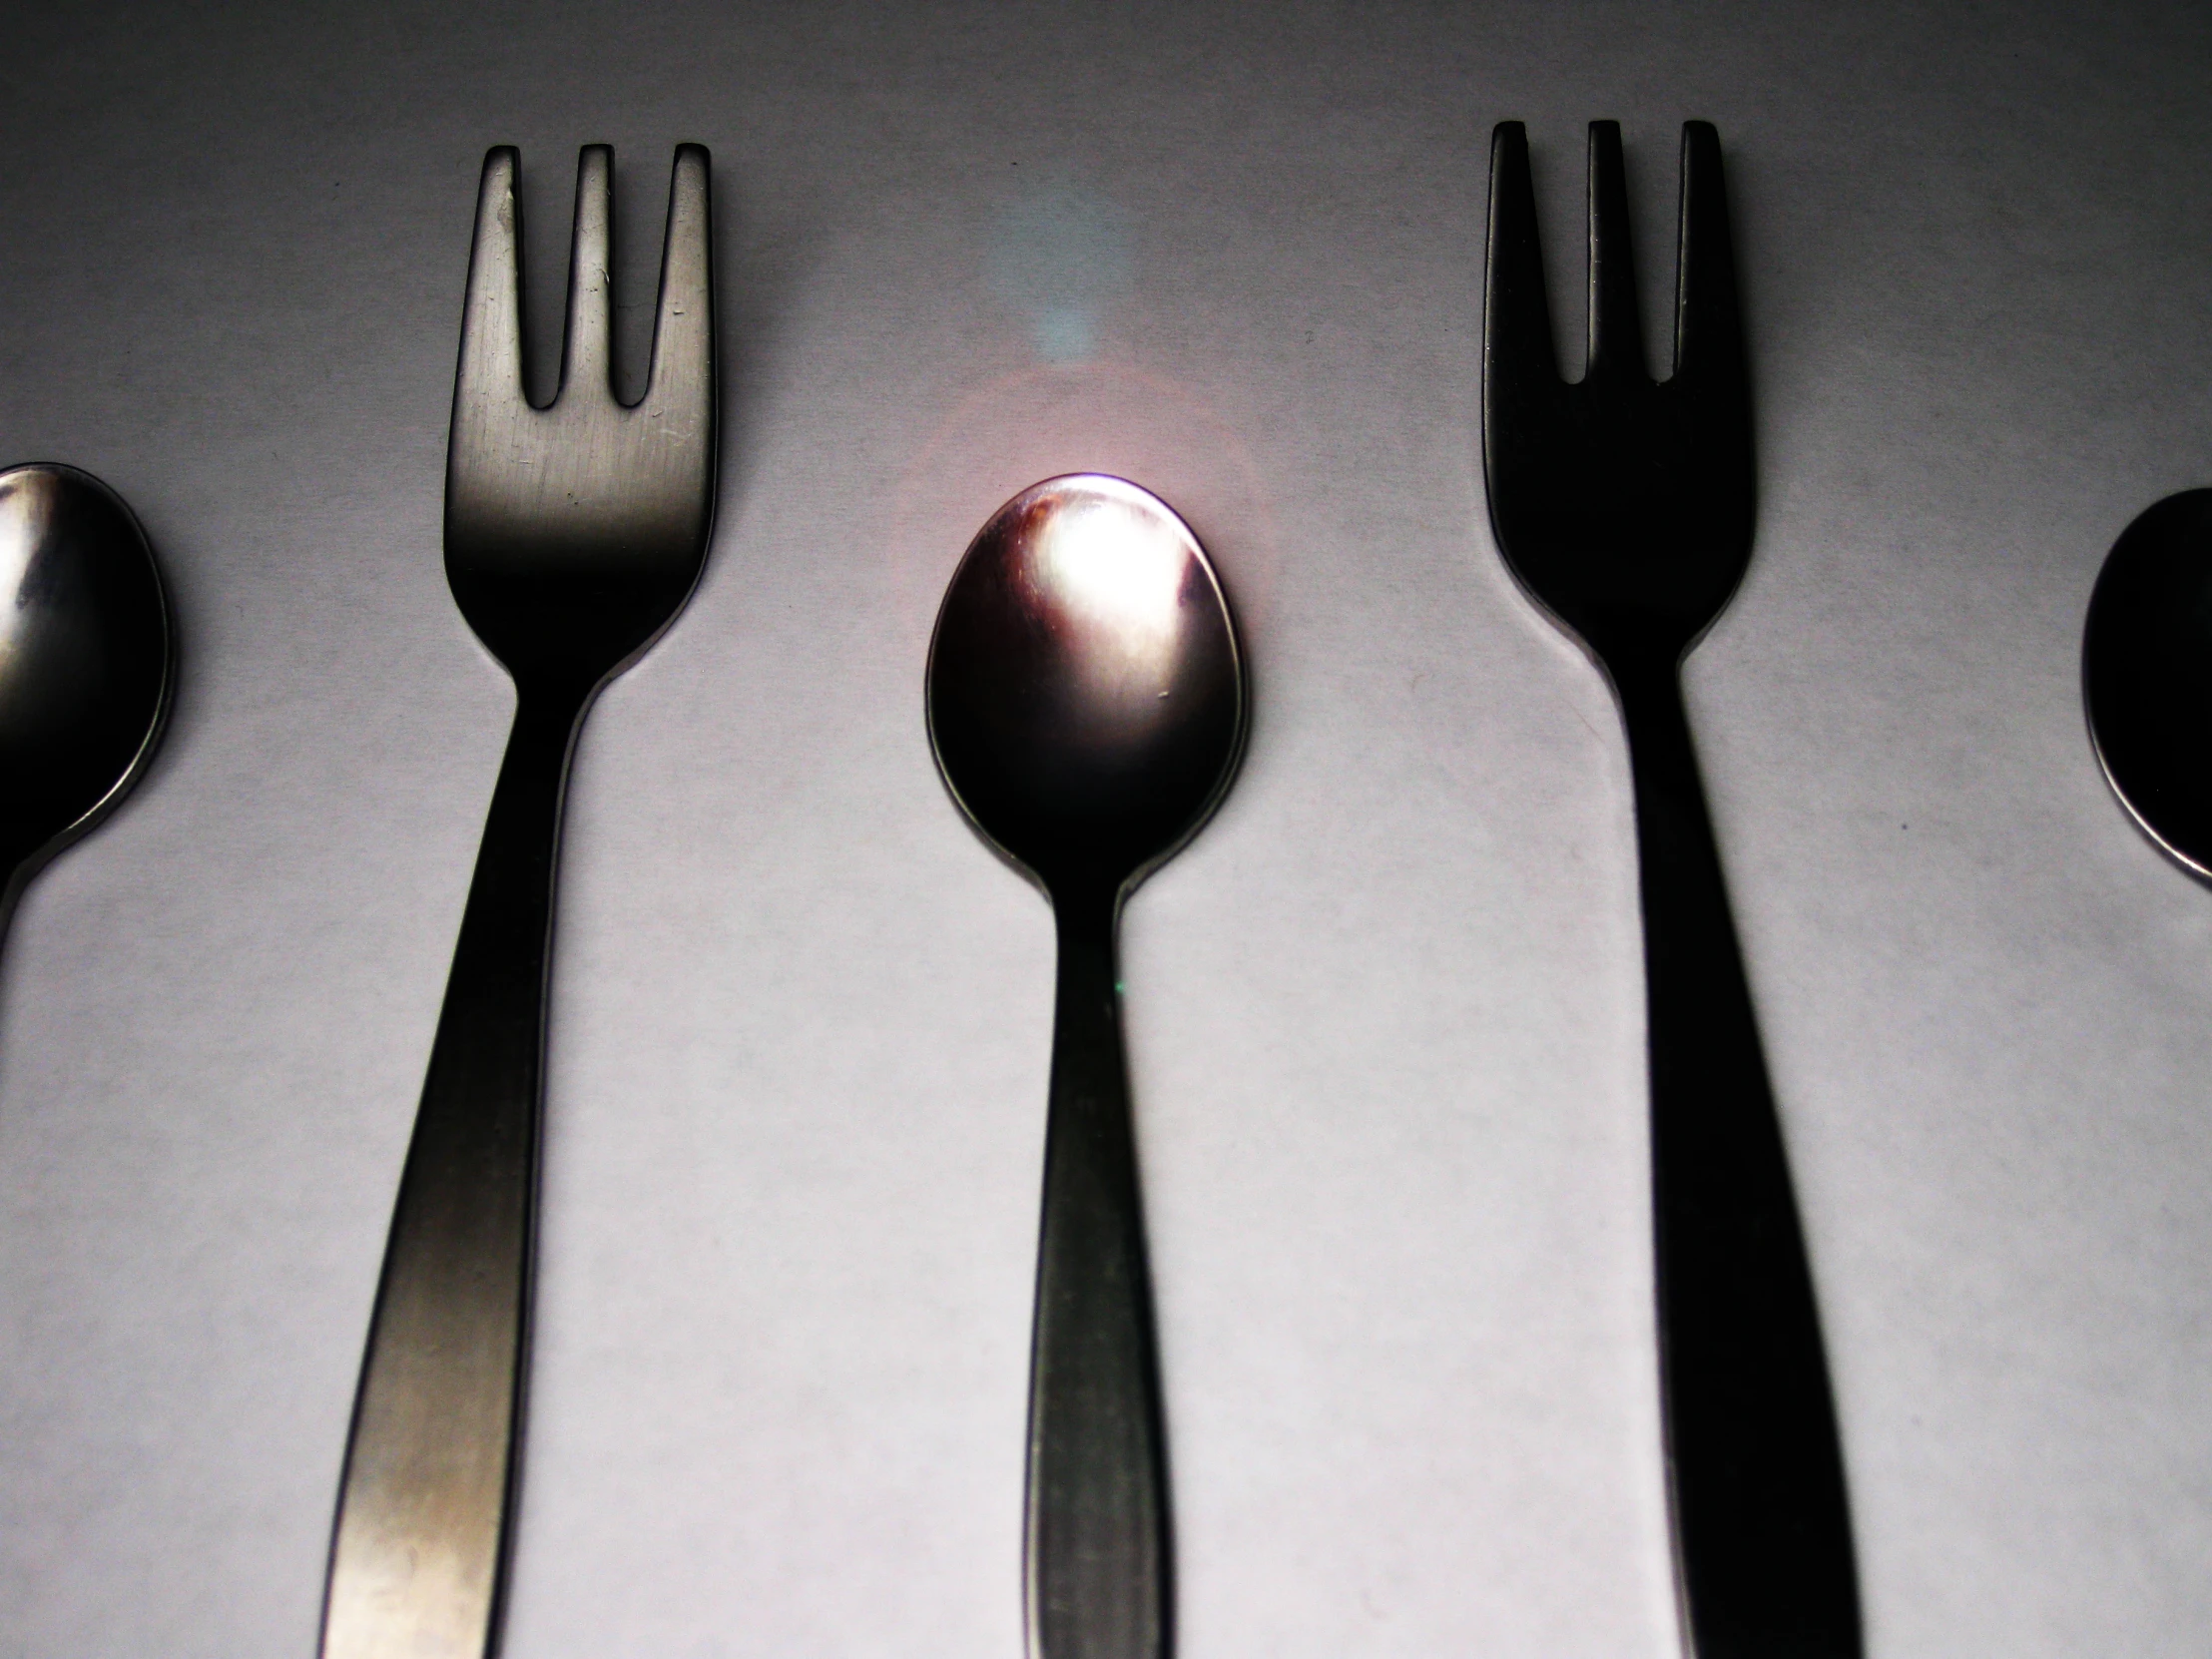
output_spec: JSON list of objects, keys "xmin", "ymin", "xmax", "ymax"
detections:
[
  {"xmin": 0, "ymin": 472, "xmax": 56, "ymax": 673},
  {"xmin": 1033, "ymin": 476, "xmax": 1191, "ymax": 654}
]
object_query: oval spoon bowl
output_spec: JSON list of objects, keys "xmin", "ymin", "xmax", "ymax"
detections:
[
  {"xmin": 926, "ymin": 473, "xmax": 1245, "ymax": 895},
  {"xmin": 0, "ymin": 463, "xmax": 174, "ymax": 928},
  {"xmin": 2083, "ymin": 488, "xmax": 2212, "ymax": 879}
]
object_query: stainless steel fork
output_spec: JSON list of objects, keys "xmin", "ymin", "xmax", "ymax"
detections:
[
  {"xmin": 1482, "ymin": 122, "xmax": 1860, "ymax": 1658},
  {"xmin": 318, "ymin": 143, "xmax": 715, "ymax": 1659}
]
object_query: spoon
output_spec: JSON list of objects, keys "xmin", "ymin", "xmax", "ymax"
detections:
[
  {"xmin": 927, "ymin": 474, "xmax": 1246, "ymax": 1659},
  {"xmin": 0, "ymin": 463, "xmax": 173, "ymax": 944},
  {"xmin": 2084, "ymin": 489, "xmax": 2212, "ymax": 877}
]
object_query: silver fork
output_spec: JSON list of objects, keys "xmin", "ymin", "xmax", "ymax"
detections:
[
  {"xmin": 1482, "ymin": 122, "xmax": 1860, "ymax": 1657},
  {"xmin": 318, "ymin": 143, "xmax": 715, "ymax": 1659}
]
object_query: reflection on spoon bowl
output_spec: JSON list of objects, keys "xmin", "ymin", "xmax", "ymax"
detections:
[
  {"xmin": 0, "ymin": 463, "xmax": 174, "ymax": 937},
  {"xmin": 2083, "ymin": 488, "xmax": 2212, "ymax": 879},
  {"xmin": 927, "ymin": 472, "xmax": 1244, "ymax": 893}
]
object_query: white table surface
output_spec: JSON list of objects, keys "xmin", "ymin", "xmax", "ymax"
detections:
[{"xmin": 4, "ymin": 1, "xmax": 2211, "ymax": 1653}]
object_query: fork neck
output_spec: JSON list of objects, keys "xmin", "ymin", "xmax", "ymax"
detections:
[
  {"xmin": 1599, "ymin": 643, "xmax": 1719, "ymax": 883},
  {"xmin": 1599, "ymin": 636, "xmax": 1687, "ymax": 703},
  {"xmin": 473, "ymin": 678, "xmax": 598, "ymax": 862}
]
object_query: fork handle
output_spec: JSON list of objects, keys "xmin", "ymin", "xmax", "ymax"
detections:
[
  {"xmin": 318, "ymin": 682, "xmax": 588, "ymax": 1659},
  {"xmin": 1027, "ymin": 882, "xmax": 1172, "ymax": 1659},
  {"xmin": 1612, "ymin": 651, "xmax": 1862, "ymax": 1659}
]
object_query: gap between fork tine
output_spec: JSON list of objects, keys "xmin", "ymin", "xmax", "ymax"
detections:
[
  {"xmin": 562, "ymin": 146, "xmax": 616, "ymax": 403},
  {"xmin": 644, "ymin": 145, "xmax": 713, "ymax": 425},
  {"xmin": 455, "ymin": 147, "xmax": 527, "ymax": 416},
  {"xmin": 1484, "ymin": 123, "xmax": 1562, "ymax": 411},
  {"xmin": 1585, "ymin": 121, "xmax": 1647, "ymax": 382},
  {"xmin": 1671, "ymin": 122, "xmax": 1746, "ymax": 395}
]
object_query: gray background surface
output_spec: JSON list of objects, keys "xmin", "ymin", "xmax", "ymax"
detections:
[{"xmin": 3, "ymin": 1, "xmax": 2211, "ymax": 1653}]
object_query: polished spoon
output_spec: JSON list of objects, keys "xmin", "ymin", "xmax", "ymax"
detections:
[
  {"xmin": 2084, "ymin": 489, "xmax": 2212, "ymax": 877},
  {"xmin": 0, "ymin": 463, "xmax": 173, "ymax": 945},
  {"xmin": 927, "ymin": 474, "xmax": 1246, "ymax": 1659}
]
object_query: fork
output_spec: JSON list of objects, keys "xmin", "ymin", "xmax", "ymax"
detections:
[
  {"xmin": 1482, "ymin": 122, "xmax": 1860, "ymax": 1658},
  {"xmin": 317, "ymin": 143, "xmax": 715, "ymax": 1659}
]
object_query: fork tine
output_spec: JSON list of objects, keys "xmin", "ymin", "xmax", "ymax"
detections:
[
  {"xmin": 1585, "ymin": 121, "xmax": 1647, "ymax": 381},
  {"xmin": 1484, "ymin": 122, "xmax": 1562, "ymax": 406},
  {"xmin": 1670, "ymin": 121, "xmax": 1745, "ymax": 390},
  {"xmin": 643, "ymin": 144, "xmax": 713, "ymax": 424},
  {"xmin": 455, "ymin": 147, "xmax": 527, "ymax": 414},
  {"xmin": 561, "ymin": 146, "xmax": 615, "ymax": 402}
]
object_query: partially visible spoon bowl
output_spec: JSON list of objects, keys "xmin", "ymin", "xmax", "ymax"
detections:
[
  {"xmin": 0, "ymin": 463, "xmax": 174, "ymax": 937},
  {"xmin": 2084, "ymin": 488, "xmax": 2212, "ymax": 879}
]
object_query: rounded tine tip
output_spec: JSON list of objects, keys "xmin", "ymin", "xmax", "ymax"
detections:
[
  {"xmin": 1671, "ymin": 121, "xmax": 1743, "ymax": 385},
  {"xmin": 562, "ymin": 145, "xmax": 616, "ymax": 400},
  {"xmin": 645, "ymin": 143, "xmax": 714, "ymax": 416},
  {"xmin": 1584, "ymin": 119, "xmax": 1646, "ymax": 379},
  {"xmin": 455, "ymin": 146, "xmax": 527, "ymax": 411},
  {"xmin": 1483, "ymin": 118, "xmax": 1561, "ymax": 398}
]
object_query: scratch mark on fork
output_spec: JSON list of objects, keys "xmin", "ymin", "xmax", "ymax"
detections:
[{"xmin": 1563, "ymin": 694, "xmax": 1601, "ymax": 745}]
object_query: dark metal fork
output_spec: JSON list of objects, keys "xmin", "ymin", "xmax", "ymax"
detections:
[{"xmin": 1482, "ymin": 121, "xmax": 1861, "ymax": 1658}]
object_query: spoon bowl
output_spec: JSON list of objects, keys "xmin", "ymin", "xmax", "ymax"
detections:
[
  {"xmin": 2083, "ymin": 488, "xmax": 2212, "ymax": 879},
  {"xmin": 928, "ymin": 473, "xmax": 1244, "ymax": 893},
  {"xmin": 925, "ymin": 473, "xmax": 1244, "ymax": 1659},
  {"xmin": 0, "ymin": 463, "xmax": 173, "ymax": 932}
]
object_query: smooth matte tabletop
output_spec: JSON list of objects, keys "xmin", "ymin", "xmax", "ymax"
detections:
[{"xmin": 3, "ymin": 3, "xmax": 2210, "ymax": 1654}]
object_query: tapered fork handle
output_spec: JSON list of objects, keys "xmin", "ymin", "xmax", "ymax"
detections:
[
  {"xmin": 1026, "ymin": 884, "xmax": 1172, "ymax": 1659},
  {"xmin": 318, "ymin": 682, "xmax": 589, "ymax": 1659},
  {"xmin": 1612, "ymin": 650, "xmax": 1862, "ymax": 1659}
]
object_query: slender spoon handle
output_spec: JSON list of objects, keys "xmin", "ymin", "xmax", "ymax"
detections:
[
  {"xmin": 1614, "ymin": 650, "xmax": 1861, "ymax": 1659},
  {"xmin": 319, "ymin": 684, "xmax": 586, "ymax": 1659},
  {"xmin": 1027, "ymin": 888, "xmax": 1172, "ymax": 1659}
]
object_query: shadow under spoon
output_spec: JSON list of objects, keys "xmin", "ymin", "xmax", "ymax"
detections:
[
  {"xmin": 926, "ymin": 474, "xmax": 1246, "ymax": 1659},
  {"xmin": 0, "ymin": 463, "xmax": 173, "ymax": 949}
]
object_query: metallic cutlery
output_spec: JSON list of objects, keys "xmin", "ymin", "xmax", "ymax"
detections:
[
  {"xmin": 2084, "ymin": 489, "xmax": 2212, "ymax": 879},
  {"xmin": 927, "ymin": 475, "xmax": 1247, "ymax": 1659},
  {"xmin": 1482, "ymin": 121, "xmax": 1860, "ymax": 1658},
  {"xmin": 318, "ymin": 142, "xmax": 716, "ymax": 1659},
  {"xmin": 0, "ymin": 463, "xmax": 172, "ymax": 952}
]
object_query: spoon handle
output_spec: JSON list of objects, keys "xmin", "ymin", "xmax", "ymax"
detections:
[
  {"xmin": 1027, "ymin": 889, "xmax": 1172, "ymax": 1659},
  {"xmin": 318, "ymin": 683, "xmax": 586, "ymax": 1659},
  {"xmin": 1613, "ymin": 648, "xmax": 1861, "ymax": 1659}
]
